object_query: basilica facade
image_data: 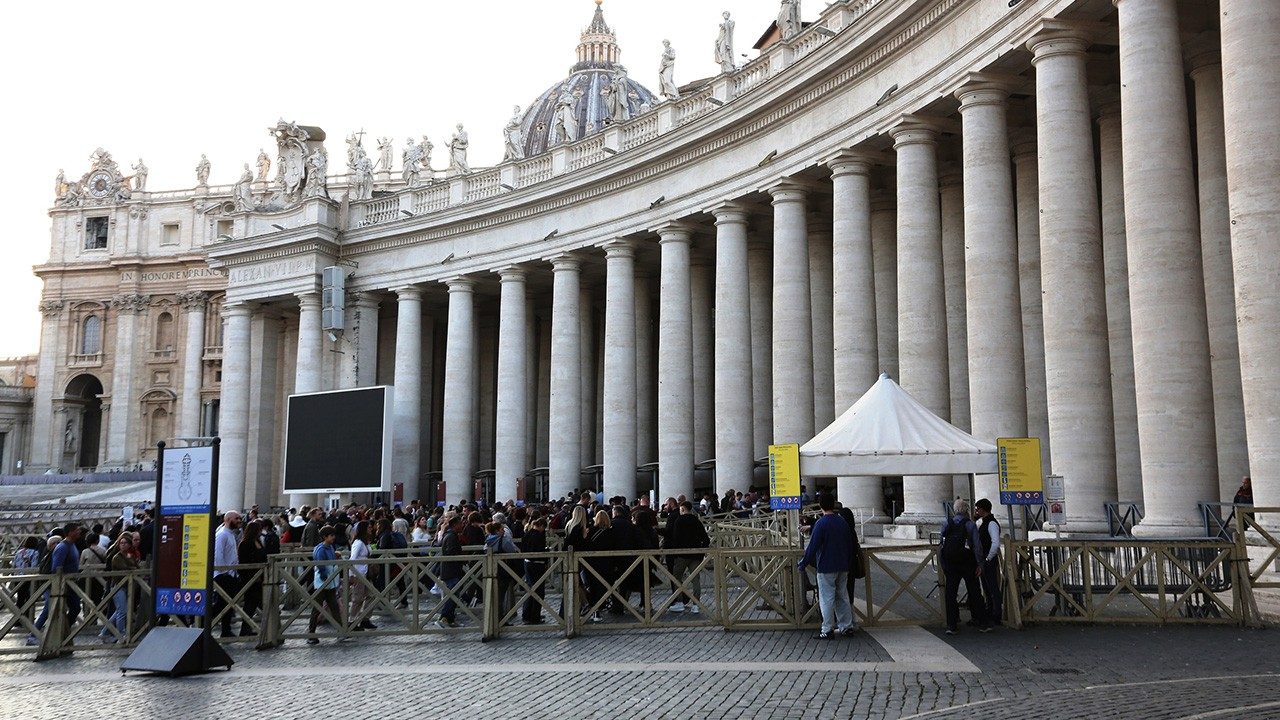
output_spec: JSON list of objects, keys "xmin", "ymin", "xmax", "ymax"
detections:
[{"xmin": 30, "ymin": 0, "xmax": 1279, "ymax": 536}]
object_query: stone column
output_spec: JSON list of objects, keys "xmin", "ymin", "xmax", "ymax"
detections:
[
  {"xmin": 1189, "ymin": 44, "xmax": 1250, "ymax": 501},
  {"xmin": 892, "ymin": 120, "xmax": 951, "ymax": 526},
  {"xmin": 956, "ymin": 81, "xmax": 1028, "ymax": 506},
  {"xmin": 602, "ymin": 240, "xmax": 637, "ymax": 500},
  {"xmin": 634, "ymin": 273, "xmax": 655, "ymax": 465},
  {"xmin": 747, "ymin": 239, "xmax": 773, "ymax": 459},
  {"xmin": 690, "ymin": 260, "xmax": 715, "ymax": 463},
  {"xmin": 294, "ymin": 291, "xmax": 323, "ymax": 395},
  {"xmin": 549, "ymin": 256, "xmax": 582, "ymax": 500},
  {"xmin": 105, "ymin": 294, "xmax": 147, "ymax": 466},
  {"xmin": 349, "ymin": 294, "xmax": 380, "ymax": 387},
  {"xmin": 246, "ymin": 311, "xmax": 281, "ymax": 508},
  {"xmin": 495, "ymin": 267, "xmax": 529, "ymax": 501},
  {"xmin": 442, "ymin": 278, "xmax": 477, "ymax": 495},
  {"xmin": 218, "ymin": 302, "xmax": 254, "ymax": 513},
  {"xmin": 808, "ymin": 214, "xmax": 836, "ymax": 434},
  {"xmin": 1221, "ymin": 0, "xmax": 1280, "ymax": 509},
  {"xmin": 870, "ymin": 193, "xmax": 898, "ymax": 380},
  {"xmin": 1012, "ymin": 143, "xmax": 1052, "ymax": 474},
  {"xmin": 658, "ymin": 224, "xmax": 695, "ymax": 500},
  {"xmin": 1096, "ymin": 99, "xmax": 1143, "ymax": 503},
  {"xmin": 1114, "ymin": 0, "xmax": 1219, "ymax": 535},
  {"xmin": 29, "ymin": 302, "xmax": 63, "ymax": 470},
  {"xmin": 392, "ymin": 286, "xmax": 424, "ymax": 500},
  {"xmin": 711, "ymin": 205, "xmax": 754, "ymax": 495},
  {"xmin": 829, "ymin": 154, "xmax": 885, "ymax": 523},
  {"xmin": 939, "ymin": 172, "xmax": 969, "ymax": 438},
  {"xmin": 769, "ymin": 181, "xmax": 815, "ymax": 446},
  {"xmin": 178, "ymin": 292, "xmax": 208, "ymax": 439},
  {"xmin": 1028, "ymin": 25, "xmax": 1117, "ymax": 532},
  {"xmin": 579, "ymin": 288, "xmax": 596, "ymax": 469}
]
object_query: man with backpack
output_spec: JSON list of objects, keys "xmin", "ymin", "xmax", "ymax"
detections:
[{"xmin": 939, "ymin": 499, "xmax": 990, "ymax": 634}]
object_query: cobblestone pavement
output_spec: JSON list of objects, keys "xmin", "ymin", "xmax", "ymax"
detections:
[{"xmin": 0, "ymin": 622, "xmax": 1275, "ymax": 719}]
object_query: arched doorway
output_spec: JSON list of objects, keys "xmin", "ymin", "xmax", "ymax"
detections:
[{"xmin": 64, "ymin": 374, "xmax": 104, "ymax": 470}]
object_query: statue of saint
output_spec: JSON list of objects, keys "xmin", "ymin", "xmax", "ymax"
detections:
[
  {"xmin": 303, "ymin": 147, "xmax": 328, "ymax": 198},
  {"xmin": 64, "ymin": 419, "xmax": 76, "ymax": 453},
  {"xmin": 346, "ymin": 132, "xmax": 368, "ymax": 171},
  {"xmin": 54, "ymin": 169, "xmax": 65, "ymax": 198},
  {"xmin": 659, "ymin": 40, "xmax": 679, "ymax": 100},
  {"xmin": 448, "ymin": 124, "xmax": 470, "ymax": 175},
  {"xmin": 195, "ymin": 154, "xmax": 211, "ymax": 186},
  {"xmin": 402, "ymin": 138, "xmax": 422, "ymax": 187},
  {"xmin": 353, "ymin": 155, "xmax": 374, "ymax": 200},
  {"xmin": 376, "ymin": 137, "xmax": 394, "ymax": 173},
  {"xmin": 256, "ymin": 149, "xmax": 271, "ymax": 181},
  {"xmin": 131, "ymin": 159, "xmax": 148, "ymax": 191},
  {"xmin": 553, "ymin": 90, "xmax": 579, "ymax": 144},
  {"xmin": 715, "ymin": 11, "xmax": 736, "ymax": 73},
  {"xmin": 605, "ymin": 67, "xmax": 631, "ymax": 124},
  {"xmin": 777, "ymin": 0, "xmax": 801, "ymax": 40},
  {"xmin": 503, "ymin": 106, "xmax": 525, "ymax": 161},
  {"xmin": 419, "ymin": 136, "xmax": 434, "ymax": 171},
  {"xmin": 234, "ymin": 163, "xmax": 255, "ymax": 211}
]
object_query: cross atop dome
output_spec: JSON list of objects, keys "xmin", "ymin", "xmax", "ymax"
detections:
[{"xmin": 575, "ymin": 0, "xmax": 621, "ymax": 71}]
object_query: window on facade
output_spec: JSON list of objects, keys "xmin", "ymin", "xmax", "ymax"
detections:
[
  {"xmin": 155, "ymin": 312, "xmax": 175, "ymax": 351},
  {"xmin": 161, "ymin": 223, "xmax": 180, "ymax": 246},
  {"xmin": 85, "ymin": 217, "xmax": 109, "ymax": 250},
  {"xmin": 81, "ymin": 315, "xmax": 102, "ymax": 355}
]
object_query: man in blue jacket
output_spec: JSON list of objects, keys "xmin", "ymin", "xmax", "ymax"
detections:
[{"xmin": 798, "ymin": 493, "xmax": 856, "ymax": 638}]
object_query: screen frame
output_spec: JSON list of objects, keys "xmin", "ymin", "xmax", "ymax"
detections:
[{"xmin": 281, "ymin": 385, "xmax": 395, "ymax": 494}]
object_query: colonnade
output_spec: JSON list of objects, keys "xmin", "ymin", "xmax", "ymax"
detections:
[{"xmin": 216, "ymin": 6, "xmax": 1280, "ymax": 536}]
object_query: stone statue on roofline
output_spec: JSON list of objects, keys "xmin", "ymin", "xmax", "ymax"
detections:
[
  {"xmin": 195, "ymin": 154, "xmax": 211, "ymax": 186},
  {"xmin": 604, "ymin": 67, "xmax": 631, "ymax": 123},
  {"xmin": 234, "ymin": 163, "xmax": 255, "ymax": 211},
  {"xmin": 402, "ymin": 137, "xmax": 422, "ymax": 187},
  {"xmin": 376, "ymin": 137, "xmax": 394, "ymax": 173},
  {"xmin": 419, "ymin": 136, "xmax": 434, "ymax": 171},
  {"xmin": 553, "ymin": 89, "xmax": 580, "ymax": 144},
  {"xmin": 504, "ymin": 106, "xmax": 525, "ymax": 161},
  {"xmin": 778, "ymin": 0, "xmax": 801, "ymax": 41},
  {"xmin": 352, "ymin": 155, "xmax": 374, "ymax": 200},
  {"xmin": 659, "ymin": 40, "xmax": 679, "ymax": 100},
  {"xmin": 131, "ymin": 159, "xmax": 148, "ymax": 191},
  {"xmin": 303, "ymin": 146, "xmax": 329, "ymax": 198},
  {"xmin": 716, "ymin": 11, "xmax": 735, "ymax": 73},
  {"xmin": 256, "ymin": 149, "xmax": 271, "ymax": 182},
  {"xmin": 448, "ymin": 124, "xmax": 470, "ymax": 175}
]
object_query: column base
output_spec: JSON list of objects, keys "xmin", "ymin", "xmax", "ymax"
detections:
[
  {"xmin": 1132, "ymin": 515, "xmax": 1208, "ymax": 538},
  {"xmin": 894, "ymin": 510, "xmax": 947, "ymax": 528}
]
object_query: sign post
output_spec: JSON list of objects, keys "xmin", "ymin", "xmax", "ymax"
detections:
[
  {"xmin": 121, "ymin": 439, "xmax": 232, "ymax": 676},
  {"xmin": 1045, "ymin": 474, "xmax": 1066, "ymax": 539},
  {"xmin": 997, "ymin": 437, "xmax": 1043, "ymax": 541}
]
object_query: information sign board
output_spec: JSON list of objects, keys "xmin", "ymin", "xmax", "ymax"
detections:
[
  {"xmin": 154, "ymin": 445, "xmax": 216, "ymax": 617},
  {"xmin": 997, "ymin": 437, "xmax": 1044, "ymax": 505},
  {"xmin": 769, "ymin": 444, "xmax": 802, "ymax": 510}
]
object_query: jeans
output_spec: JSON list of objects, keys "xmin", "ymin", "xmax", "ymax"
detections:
[
  {"xmin": 107, "ymin": 589, "xmax": 128, "ymax": 635},
  {"xmin": 943, "ymin": 561, "xmax": 986, "ymax": 630},
  {"xmin": 437, "ymin": 577, "xmax": 461, "ymax": 622},
  {"xmin": 816, "ymin": 571, "xmax": 854, "ymax": 633},
  {"xmin": 307, "ymin": 587, "xmax": 342, "ymax": 633}
]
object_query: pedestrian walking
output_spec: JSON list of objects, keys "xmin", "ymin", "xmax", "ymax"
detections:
[
  {"xmin": 435, "ymin": 516, "xmax": 465, "ymax": 628},
  {"xmin": 306, "ymin": 526, "xmax": 343, "ymax": 644},
  {"xmin": 237, "ymin": 520, "xmax": 266, "ymax": 636},
  {"xmin": 349, "ymin": 521, "xmax": 376, "ymax": 630},
  {"xmin": 973, "ymin": 499, "xmax": 1003, "ymax": 626},
  {"xmin": 99, "ymin": 533, "xmax": 139, "ymax": 642},
  {"xmin": 212, "ymin": 511, "xmax": 241, "ymax": 638},
  {"xmin": 29, "ymin": 524, "xmax": 83, "ymax": 646},
  {"xmin": 665, "ymin": 501, "xmax": 710, "ymax": 614},
  {"xmin": 798, "ymin": 494, "xmax": 856, "ymax": 639}
]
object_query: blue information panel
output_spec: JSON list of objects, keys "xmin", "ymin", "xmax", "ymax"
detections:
[{"xmin": 156, "ymin": 587, "xmax": 208, "ymax": 616}]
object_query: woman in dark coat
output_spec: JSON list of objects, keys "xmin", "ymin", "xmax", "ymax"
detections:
[{"xmin": 237, "ymin": 520, "xmax": 268, "ymax": 636}]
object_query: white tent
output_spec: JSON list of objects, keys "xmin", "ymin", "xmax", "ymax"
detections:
[{"xmin": 799, "ymin": 373, "xmax": 999, "ymax": 477}]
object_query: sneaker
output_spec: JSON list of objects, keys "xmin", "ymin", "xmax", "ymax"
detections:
[
  {"xmin": 435, "ymin": 618, "xmax": 455, "ymax": 629},
  {"xmin": 978, "ymin": 625, "xmax": 993, "ymax": 633},
  {"xmin": 670, "ymin": 602, "xmax": 685, "ymax": 613},
  {"xmin": 814, "ymin": 631, "xmax": 834, "ymax": 639},
  {"xmin": 25, "ymin": 635, "xmax": 38, "ymax": 646},
  {"xmin": 590, "ymin": 613, "xmax": 602, "ymax": 623},
  {"xmin": 430, "ymin": 586, "xmax": 442, "ymax": 596},
  {"xmin": 944, "ymin": 628, "xmax": 957, "ymax": 635},
  {"xmin": 360, "ymin": 620, "xmax": 377, "ymax": 630},
  {"xmin": 306, "ymin": 638, "xmax": 320, "ymax": 645},
  {"xmin": 688, "ymin": 605, "xmax": 700, "ymax": 615}
]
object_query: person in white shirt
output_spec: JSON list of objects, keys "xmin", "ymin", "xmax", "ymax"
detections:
[
  {"xmin": 348, "ymin": 521, "xmax": 375, "ymax": 630},
  {"xmin": 212, "ymin": 511, "xmax": 241, "ymax": 637}
]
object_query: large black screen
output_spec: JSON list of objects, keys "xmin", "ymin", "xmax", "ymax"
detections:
[{"xmin": 283, "ymin": 386, "xmax": 392, "ymax": 493}]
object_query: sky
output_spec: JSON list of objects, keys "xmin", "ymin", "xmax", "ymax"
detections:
[{"xmin": 0, "ymin": 0, "xmax": 784, "ymax": 358}]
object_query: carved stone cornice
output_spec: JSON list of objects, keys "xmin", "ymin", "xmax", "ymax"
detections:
[
  {"xmin": 176, "ymin": 291, "xmax": 210, "ymax": 309},
  {"xmin": 38, "ymin": 300, "xmax": 64, "ymax": 317},
  {"xmin": 110, "ymin": 293, "xmax": 151, "ymax": 314}
]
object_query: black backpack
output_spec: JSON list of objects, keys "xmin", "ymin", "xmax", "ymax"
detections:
[{"xmin": 941, "ymin": 519, "xmax": 973, "ymax": 565}]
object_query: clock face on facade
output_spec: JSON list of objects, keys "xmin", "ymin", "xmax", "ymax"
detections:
[{"xmin": 87, "ymin": 170, "xmax": 113, "ymax": 198}]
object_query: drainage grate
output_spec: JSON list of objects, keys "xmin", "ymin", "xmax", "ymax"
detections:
[{"xmin": 1033, "ymin": 667, "xmax": 1083, "ymax": 675}]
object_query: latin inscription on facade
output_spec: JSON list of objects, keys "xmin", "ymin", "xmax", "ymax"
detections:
[{"xmin": 120, "ymin": 268, "xmax": 224, "ymax": 283}]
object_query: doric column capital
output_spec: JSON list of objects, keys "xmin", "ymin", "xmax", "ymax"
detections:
[
  {"xmin": 494, "ymin": 265, "xmax": 528, "ymax": 282},
  {"xmin": 38, "ymin": 300, "xmax": 64, "ymax": 317},
  {"xmin": 654, "ymin": 220, "xmax": 698, "ymax": 241},
  {"xmin": 349, "ymin": 292, "xmax": 381, "ymax": 309},
  {"xmin": 295, "ymin": 290, "xmax": 321, "ymax": 309},
  {"xmin": 1027, "ymin": 20, "xmax": 1096, "ymax": 63},
  {"xmin": 827, "ymin": 151, "xmax": 877, "ymax": 179},
  {"xmin": 955, "ymin": 79, "xmax": 1014, "ymax": 111},
  {"xmin": 710, "ymin": 202, "xmax": 751, "ymax": 226},
  {"xmin": 870, "ymin": 190, "xmax": 896, "ymax": 213},
  {"xmin": 221, "ymin": 300, "xmax": 256, "ymax": 319},
  {"xmin": 938, "ymin": 169, "xmax": 963, "ymax": 190},
  {"xmin": 1092, "ymin": 84, "xmax": 1123, "ymax": 121},
  {"xmin": 110, "ymin": 293, "xmax": 151, "ymax": 314},
  {"xmin": 1010, "ymin": 140, "xmax": 1038, "ymax": 164},
  {"xmin": 889, "ymin": 117, "xmax": 943, "ymax": 149},
  {"xmin": 444, "ymin": 277, "xmax": 477, "ymax": 293},
  {"xmin": 601, "ymin": 238, "xmax": 635, "ymax": 259},
  {"xmin": 1184, "ymin": 32, "xmax": 1221, "ymax": 78},
  {"xmin": 176, "ymin": 291, "xmax": 209, "ymax": 309},
  {"xmin": 392, "ymin": 285, "xmax": 424, "ymax": 301},
  {"xmin": 548, "ymin": 253, "xmax": 582, "ymax": 272},
  {"xmin": 766, "ymin": 179, "xmax": 808, "ymax": 205}
]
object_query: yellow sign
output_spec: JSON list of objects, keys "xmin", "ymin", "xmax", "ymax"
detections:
[
  {"xmin": 997, "ymin": 437, "xmax": 1043, "ymax": 505},
  {"xmin": 180, "ymin": 514, "xmax": 210, "ymax": 590},
  {"xmin": 768, "ymin": 443, "xmax": 802, "ymax": 509}
]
